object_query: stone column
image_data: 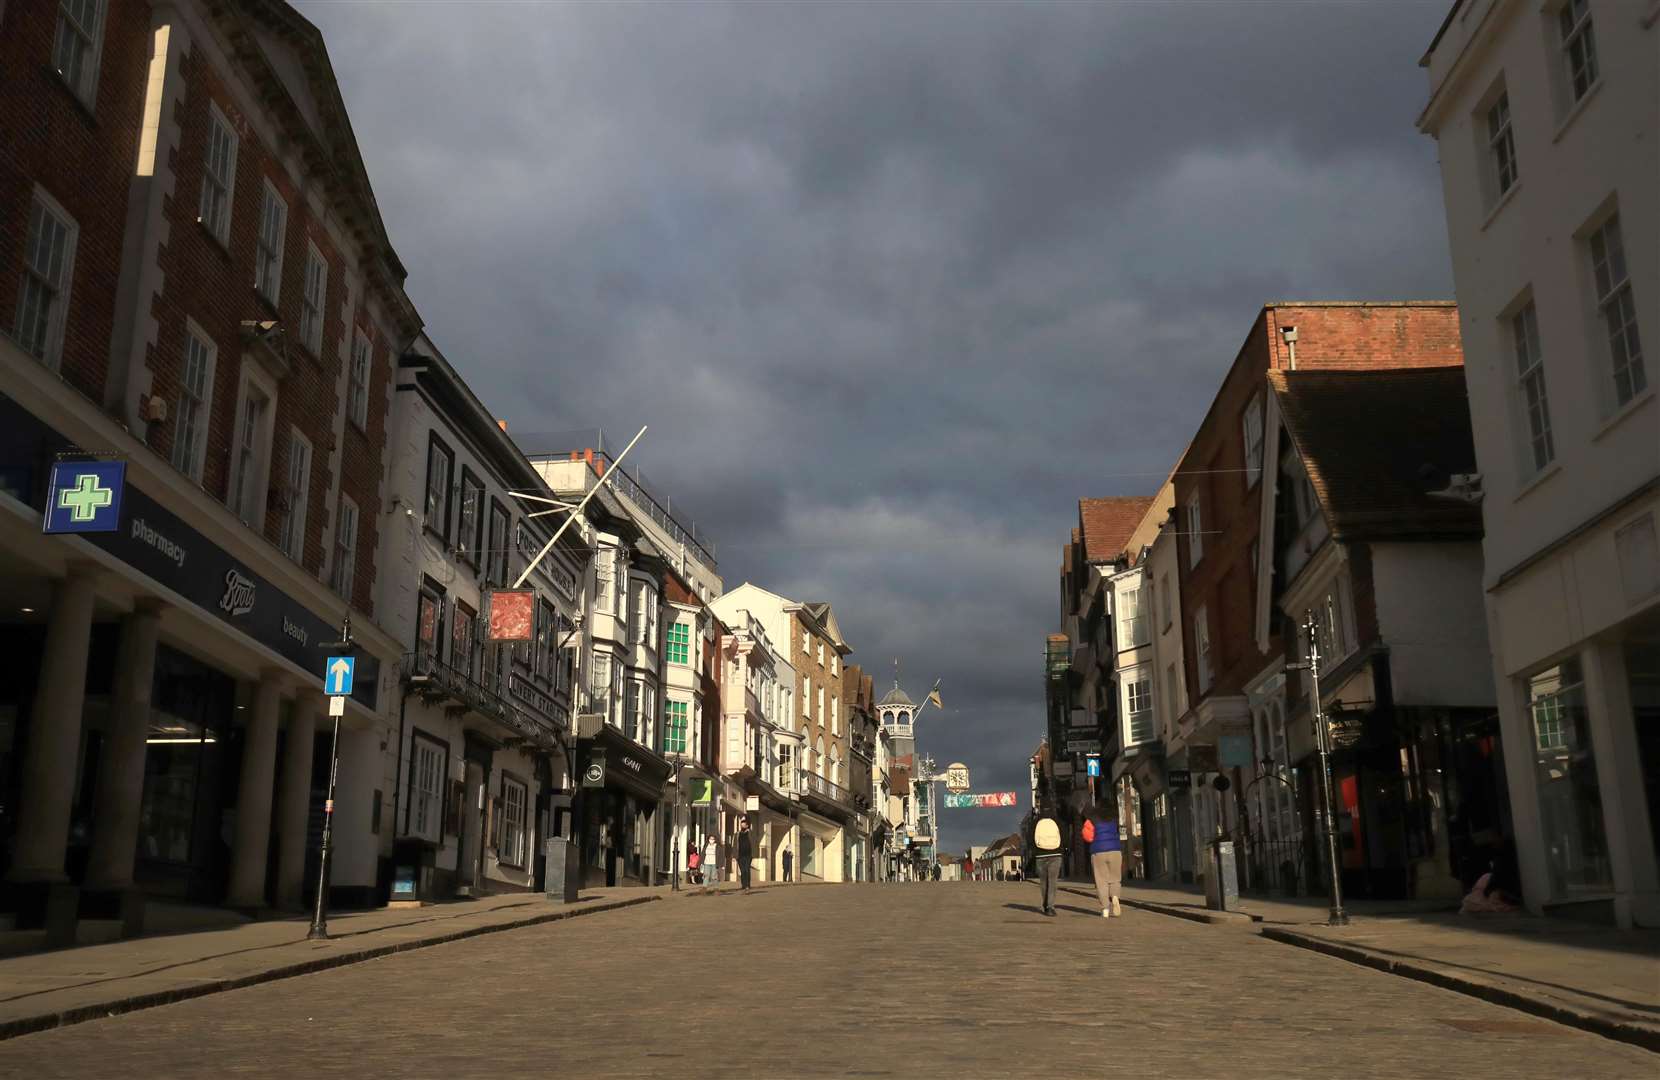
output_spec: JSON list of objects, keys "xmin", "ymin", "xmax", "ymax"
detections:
[
  {"xmin": 274, "ymin": 695, "xmax": 320, "ymax": 910},
  {"xmin": 7, "ymin": 567, "xmax": 98, "ymax": 884},
  {"xmin": 225, "ymin": 673, "xmax": 285, "ymax": 910},
  {"xmin": 84, "ymin": 601, "xmax": 165, "ymax": 892}
]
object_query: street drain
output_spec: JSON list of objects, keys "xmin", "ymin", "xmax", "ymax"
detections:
[{"xmin": 1437, "ymin": 1018, "xmax": 1556, "ymax": 1035}]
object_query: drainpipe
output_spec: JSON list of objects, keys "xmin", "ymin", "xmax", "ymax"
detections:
[{"xmin": 1280, "ymin": 325, "xmax": 1299, "ymax": 370}]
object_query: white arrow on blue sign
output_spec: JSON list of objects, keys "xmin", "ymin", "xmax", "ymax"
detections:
[{"xmin": 325, "ymin": 656, "xmax": 355, "ymax": 696}]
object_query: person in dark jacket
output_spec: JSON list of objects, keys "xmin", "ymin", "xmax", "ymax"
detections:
[
  {"xmin": 1086, "ymin": 798, "xmax": 1124, "ymax": 918},
  {"xmin": 736, "ymin": 819, "xmax": 755, "ymax": 891}
]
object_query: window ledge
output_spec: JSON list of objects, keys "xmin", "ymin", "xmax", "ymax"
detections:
[
  {"xmin": 196, "ymin": 218, "xmax": 233, "ymax": 258},
  {"xmin": 1512, "ymin": 462, "xmax": 1562, "ymax": 504},
  {"xmin": 1591, "ymin": 387, "xmax": 1656, "ymax": 444},
  {"xmin": 1552, "ymin": 79, "xmax": 1603, "ymax": 145},
  {"xmin": 1479, "ymin": 180, "xmax": 1521, "ymax": 232}
]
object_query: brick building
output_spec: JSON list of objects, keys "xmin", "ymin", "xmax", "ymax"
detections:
[
  {"xmin": 1169, "ymin": 302, "xmax": 1464, "ymax": 894},
  {"xmin": 0, "ymin": 0, "xmax": 419, "ymax": 938}
]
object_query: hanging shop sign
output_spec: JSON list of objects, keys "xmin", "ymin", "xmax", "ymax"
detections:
[
  {"xmin": 1219, "ymin": 734, "xmax": 1254, "ymax": 769},
  {"xmin": 1168, "ymin": 769, "xmax": 1193, "ymax": 790},
  {"xmin": 487, "ymin": 589, "xmax": 535, "ymax": 641},
  {"xmin": 943, "ymin": 791, "xmax": 1019, "ymax": 809},
  {"xmin": 1064, "ymin": 738, "xmax": 1101, "ymax": 754},
  {"xmin": 582, "ymin": 749, "xmax": 607, "ymax": 788},
  {"xmin": 1187, "ymin": 743, "xmax": 1219, "ymax": 773}
]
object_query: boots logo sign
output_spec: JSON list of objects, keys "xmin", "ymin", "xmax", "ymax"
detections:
[{"xmin": 219, "ymin": 570, "xmax": 257, "ymax": 616}]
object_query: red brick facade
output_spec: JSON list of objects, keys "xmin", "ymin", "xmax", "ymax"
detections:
[
  {"xmin": 1, "ymin": 1, "xmax": 418, "ymax": 618},
  {"xmin": 1174, "ymin": 304, "xmax": 1463, "ymax": 706},
  {"xmin": 0, "ymin": 0, "xmax": 152, "ymax": 403}
]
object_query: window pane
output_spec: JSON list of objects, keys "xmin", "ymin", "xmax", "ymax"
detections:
[{"xmin": 1527, "ymin": 658, "xmax": 1613, "ymax": 896}]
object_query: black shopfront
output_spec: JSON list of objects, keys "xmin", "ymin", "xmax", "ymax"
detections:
[{"xmin": 579, "ymin": 726, "xmax": 670, "ymax": 887}]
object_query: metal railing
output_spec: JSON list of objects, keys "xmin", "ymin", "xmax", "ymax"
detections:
[
  {"xmin": 402, "ymin": 651, "xmax": 558, "ymax": 747},
  {"xmin": 518, "ymin": 428, "xmax": 717, "ymax": 568},
  {"xmin": 1240, "ymin": 832, "xmax": 1309, "ymax": 897},
  {"xmin": 798, "ymin": 768, "xmax": 852, "ymax": 806}
]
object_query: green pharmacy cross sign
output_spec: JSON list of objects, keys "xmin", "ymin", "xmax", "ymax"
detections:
[{"xmin": 43, "ymin": 460, "xmax": 125, "ymax": 534}]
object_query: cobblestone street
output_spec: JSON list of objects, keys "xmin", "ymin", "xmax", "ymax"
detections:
[{"xmin": 2, "ymin": 883, "xmax": 1654, "ymax": 1079}]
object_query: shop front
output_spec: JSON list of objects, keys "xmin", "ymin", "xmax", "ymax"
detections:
[
  {"xmin": 580, "ymin": 727, "xmax": 670, "ymax": 887},
  {"xmin": 0, "ymin": 391, "xmax": 394, "ymax": 937}
]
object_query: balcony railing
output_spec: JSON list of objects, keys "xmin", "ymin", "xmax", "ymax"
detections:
[
  {"xmin": 402, "ymin": 651, "xmax": 558, "ymax": 747},
  {"xmin": 798, "ymin": 768, "xmax": 852, "ymax": 806}
]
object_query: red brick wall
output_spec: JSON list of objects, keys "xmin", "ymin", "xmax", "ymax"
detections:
[
  {"xmin": 142, "ymin": 35, "xmax": 393, "ymax": 615},
  {"xmin": 0, "ymin": 0, "xmax": 152, "ymax": 403},
  {"xmin": 1174, "ymin": 304, "xmax": 1463, "ymax": 706}
]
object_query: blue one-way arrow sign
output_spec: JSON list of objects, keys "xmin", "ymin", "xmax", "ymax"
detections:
[{"xmin": 325, "ymin": 656, "xmax": 355, "ymax": 697}]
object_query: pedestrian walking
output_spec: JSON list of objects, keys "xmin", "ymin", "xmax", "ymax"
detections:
[
  {"xmin": 703, "ymin": 834, "xmax": 719, "ymax": 885},
  {"xmin": 1028, "ymin": 803, "xmax": 1064, "ymax": 916},
  {"xmin": 737, "ymin": 819, "xmax": 755, "ymax": 891},
  {"xmin": 1085, "ymin": 798, "xmax": 1124, "ymax": 918},
  {"xmin": 781, "ymin": 843, "xmax": 793, "ymax": 882}
]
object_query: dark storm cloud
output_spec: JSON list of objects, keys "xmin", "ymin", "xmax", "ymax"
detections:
[{"xmin": 296, "ymin": 0, "xmax": 1454, "ymax": 849}]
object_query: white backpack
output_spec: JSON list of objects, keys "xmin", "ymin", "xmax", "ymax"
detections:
[{"xmin": 1034, "ymin": 817, "xmax": 1061, "ymax": 851}]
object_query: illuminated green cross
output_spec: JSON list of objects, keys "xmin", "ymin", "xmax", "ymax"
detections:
[{"xmin": 58, "ymin": 473, "xmax": 114, "ymax": 522}]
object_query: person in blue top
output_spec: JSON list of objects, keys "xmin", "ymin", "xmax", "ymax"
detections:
[{"xmin": 1085, "ymin": 798, "xmax": 1124, "ymax": 918}]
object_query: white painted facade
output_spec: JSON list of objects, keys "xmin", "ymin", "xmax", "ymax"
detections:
[
  {"xmin": 1420, "ymin": 0, "xmax": 1660, "ymax": 926},
  {"xmin": 377, "ymin": 338, "xmax": 584, "ymax": 898}
]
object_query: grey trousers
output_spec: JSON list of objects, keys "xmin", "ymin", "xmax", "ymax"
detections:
[
  {"xmin": 1036, "ymin": 856, "xmax": 1061, "ymax": 911},
  {"xmin": 1091, "ymin": 850, "xmax": 1123, "ymax": 909}
]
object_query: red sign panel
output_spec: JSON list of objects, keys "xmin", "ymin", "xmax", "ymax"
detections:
[{"xmin": 488, "ymin": 590, "xmax": 535, "ymax": 642}]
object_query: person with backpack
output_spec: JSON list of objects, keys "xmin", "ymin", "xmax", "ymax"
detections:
[
  {"xmin": 1028, "ymin": 802, "xmax": 1064, "ymax": 916},
  {"xmin": 1084, "ymin": 797, "xmax": 1124, "ymax": 918}
]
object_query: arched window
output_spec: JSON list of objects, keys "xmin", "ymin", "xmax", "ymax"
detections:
[{"xmin": 815, "ymin": 736, "xmax": 826, "ymax": 776}]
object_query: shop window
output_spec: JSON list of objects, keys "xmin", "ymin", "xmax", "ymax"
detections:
[{"xmin": 1527, "ymin": 657, "xmax": 1613, "ymax": 896}]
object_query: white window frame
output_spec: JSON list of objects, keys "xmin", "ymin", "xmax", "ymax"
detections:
[
  {"xmin": 1587, "ymin": 212, "xmax": 1647, "ymax": 411},
  {"xmin": 299, "ymin": 241, "xmax": 327, "ymax": 356},
  {"xmin": 1486, "ymin": 90, "xmax": 1518, "ymax": 203},
  {"xmin": 171, "ymin": 320, "xmax": 217, "ymax": 482},
  {"xmin": 407, "ymin": 732, "xmax": 445, "ymax": 843},
  {"xmin": 1508, "ymin": 298, "xmax": 1554, "ymax": 476},
  {"xmin": 830, "ymin": 695, "xmax": 839, "ymax": 736},
  {"xmin": 227, "ymin": 364, "xmax": 277, "ymax": 527},
  {"xmin": 278, "ymin": 428, "xmax": 312, "ymax": 563},
  {"xmin": 1194, "ymin": 605, "xmax": 1213, "ymax": 695},
  {"xmin": 254, "ymin": 180, "xmax": 286, "ymax": 305},
  {"xmin": 331, "ymin": 494, "xmax": 359, "ymax": 602},
  {"xmin": 499, "ymin": 775, "xmax": 528, "ymax": 868},
  {"xmin": 14, "ymin": 188, "xmax": 79, "ymax": 369},
  {"xmin": 831, "ymin": 655, "xmax": 839, "ymax": 676},
  {"xmin": 198, "ymin": 102, "xmax": 238, "ymax": 246},
  {"xmin": 53, "ymin": 0, "xmax": 106, "ymax": 109},
  {"xmin": 348, "ymin": 328, "xmax": 371, "ymax": 430},
  {"xmin": 1241, "ymin": 392, "xmax": 1264, "ymax": 488},
  {"xmin": 1185, "ymin": 490, "xmax": 1204, "ymax": 568},
  {"xmin": 1119, "ymin": 585, "xmax": 1146, "ymax": 648},
  {"xmin": 1124, "ymin": 669, "xmax": 1153, "ymax": 744},
  {"xmin": 1556, "ymin": 0, "xmax": 1598, "ymax": 106}
]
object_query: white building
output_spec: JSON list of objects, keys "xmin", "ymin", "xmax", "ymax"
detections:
[
  {"xmin": 712, "ymin": 607, "xmax": 799, "ymax": 882},
  {"xmin": 378, "ymin": 337, "xmax": 585, "ymax": 901},
  {"xmin": 1419, "ymin": 0, "xmax": 1658, "ymax": 926}
]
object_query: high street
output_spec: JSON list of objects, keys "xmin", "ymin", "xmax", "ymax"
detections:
[{"xmin": 1, "ymin": 884, "xmax": 1653, "ymax": 1079}]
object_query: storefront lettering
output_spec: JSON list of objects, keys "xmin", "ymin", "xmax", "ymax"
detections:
[
  {"xmin": 620, "ymin": 755, "xmax": 644, "ymax": 773},
  {"xmin": 282, "ymin": 616, "xmax": 308, "ymax": 646},
  {"xmin": 131, "ymin": 516, "xmax": 187, "ymax": 568},
  {"xmin": 219, "ymin": 570, "xmax": 257, "ymax": 616}
]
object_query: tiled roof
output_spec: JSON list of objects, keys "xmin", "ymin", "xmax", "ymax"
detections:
[
  {"xmin": 1271, "ymin": 366, "xmax": 1483, "ymax": 542},
  {"xmin": 1078, "ymin": 497, "xmax": 1156, "ymax": 563}
]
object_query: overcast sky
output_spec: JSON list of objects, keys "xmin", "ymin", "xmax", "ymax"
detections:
[{"xmin": 297, "ymin": 0, "xmax": 1456, "ymax": 853}]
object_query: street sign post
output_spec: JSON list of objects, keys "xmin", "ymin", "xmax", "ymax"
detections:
[
  {"xmin": 324, "ymin": 656, "xmax": 355, "ymax": 697},
  {"xmin": 1086, "ymin": 756, "xmax": 1100, "ymax": 778}
]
